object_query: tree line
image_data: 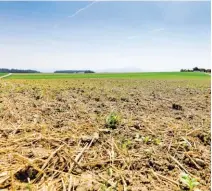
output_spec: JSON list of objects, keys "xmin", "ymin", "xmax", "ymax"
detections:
[
  {"xmin": 181, "ymin": 67, "xmax": 211, "ymax": 73},
  {"xmin": 0, "ymin": 68, "xmax": 40, "ymax": 73},
  {"xmin": 0, "ymin": 69, "xmax": 95, "ymax": 73}
]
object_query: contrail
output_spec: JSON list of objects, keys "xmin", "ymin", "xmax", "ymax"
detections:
[
  {"xmin": 68, "ymin": 1, "xmax": 98, "ymax": 19},
  {"xmin": 52, "ymin": 1, "xmax": 98, "ymax": 29}
]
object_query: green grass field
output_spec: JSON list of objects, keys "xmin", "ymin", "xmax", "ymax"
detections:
[
  {"xmin": 0, "ymin": 73, "xmax": 8, "ymax": 77},
  {"xmin": 4, "ymin": 72, "xmax": 210, "ymax": 80}
]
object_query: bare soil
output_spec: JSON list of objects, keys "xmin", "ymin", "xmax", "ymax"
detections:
[{"xmin": 0, "ymin": 79, "xmax": 210, "ymax": 190}]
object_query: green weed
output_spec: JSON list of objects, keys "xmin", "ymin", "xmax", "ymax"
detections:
[
  {"xmin": 105, "ymin": 112, "xmax": 120, "ymax": 129},
  {"xmin": 142, "ymin": 136, "xmax": 151, "ymax": 144},
  {"xmin": 121, "ymin": 139, "xmax": 132, "ymax": 152},
  {"xmin": 179, "ymin": 172, "xmax": 199, "ymax": 191}
]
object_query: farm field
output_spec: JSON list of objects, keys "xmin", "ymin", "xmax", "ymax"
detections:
[
  {"xmin": 4, "ymin": 72, "xmax": 210, "ymax": 79},
  {"xmin": 0, "ymin": 77, "xmax": 210, "ymax": 190},
  {"xmin": 0, "ymin": 73, "xmax": 8, "ymax": 77}
]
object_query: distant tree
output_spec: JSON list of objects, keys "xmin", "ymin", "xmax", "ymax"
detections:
[
  {"xmin": 0, "ymin": 68, "xmax": 40, "ymax": 73},
  {"xmin": 180, "ymin": 69, "xmax": 191, "ymax": 72},
  {"xmin": 199, "ymin": 68, "xmax": 206, "ymax": 72},
  {"xmin": 193, "ymin": 67, "xmax": 199, "ymax": 72},
  {"xmin": 84, "ymin": 70, "xmax": 95, "ymax": 73}
]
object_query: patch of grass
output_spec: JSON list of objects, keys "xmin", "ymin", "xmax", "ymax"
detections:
[
  {"xmin": 0, "ymin": 73, "xmax": 8, "ymax": 77},
  {"xmin": 5, "ymin": 72, "xmax": 210, "ymax": 80}
]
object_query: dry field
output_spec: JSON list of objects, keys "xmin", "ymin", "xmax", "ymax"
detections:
[{"xmin": 0, "ymin": 78, "xmax": 210, "ymax": 191}]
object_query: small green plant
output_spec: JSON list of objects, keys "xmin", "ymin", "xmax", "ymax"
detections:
[
  {"xmin": 179, "ymin": 172, "xmax": 199, "ymax": 191},
  {"xmin": 100, "ymin": 183, "xmax": 109, "ymax": 191},
  {"xmin": 26, "ymin": 183, "xmax": 32, "ymax": 191},
  {"xmin": 105, "ymin": 112, "xmax": 120, "ymax": 129},
  {"xmin": 142, "ymin": 136, "xmax": 151, "ymax": 144},
  {"xmin": 100, "ymin": 180, "xmax": 117, "ymax": 191},
  {"xmin": 154, "ymin": 138, "xmax": 161, "ymax": 145},
  {"xmin": 121, "ymin": 139, "xmax": 132, "ymax": 152}
]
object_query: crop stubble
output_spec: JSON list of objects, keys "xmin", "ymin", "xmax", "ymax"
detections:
[{"xmin": 0, "ymin": 78, "xmax": 210, "ymax": 190}]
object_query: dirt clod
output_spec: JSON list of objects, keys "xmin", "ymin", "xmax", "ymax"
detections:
[
  {"xmin": 14, "ymin": 166, "xmax": 39, "ymax": 183},
  {"xmin": 172, "ymin": 103, "xmax": 183, "ymax": 110}
]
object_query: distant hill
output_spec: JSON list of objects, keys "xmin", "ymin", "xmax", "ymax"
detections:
[
  {"xmin": 0, "ymin": 68, "xmax": 40, "ymax": 73},
  {"xmin": 54, "ymin": 70, "xmax": 95, "ymax": 73}
]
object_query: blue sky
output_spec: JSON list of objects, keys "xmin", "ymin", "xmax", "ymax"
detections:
[{"xmin": 0, "ymin": 1, "xmax": 210, "ymax": 72}]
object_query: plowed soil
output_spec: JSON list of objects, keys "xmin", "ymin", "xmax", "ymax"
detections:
[{"xmin": 0, "ymin": 78, "xmax": 210, "ymax": 191}]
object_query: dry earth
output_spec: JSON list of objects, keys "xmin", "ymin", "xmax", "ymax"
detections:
[{"xmin": 0, "ymin": 79, "xmax": 210, "ymax": 191}]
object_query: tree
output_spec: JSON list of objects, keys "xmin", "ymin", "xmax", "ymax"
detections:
[
  {"xmin": 193, "ymin": 67, "xmax": 199, "ymax": 71},
  {"xmin": 0, "ymin": 68, "xmax": 40, "ymax": 73}
]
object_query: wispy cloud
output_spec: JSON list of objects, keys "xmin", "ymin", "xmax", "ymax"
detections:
[
  {"xmin": 126, "ymin": 28, "xmax": 165, "ymax": 40},
  {"xmin": 127, "ymin": 35, "xmax": 139, "ymax": 40},
  {"xmin": 68, "ymin": 1, "xmax": 97, "ymax": 19},
  {"xmin": 150, "ymin": 28, "xmax": 165, "ymax": 33}
]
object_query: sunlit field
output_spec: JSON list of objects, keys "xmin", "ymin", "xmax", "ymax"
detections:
[
  {"xmin": 0, "ymin": 76, "xmax": 210, "ymax": 190},
  {"xmin": 3, "ymin": 72, "xmax": 210, "ymax": 80}
]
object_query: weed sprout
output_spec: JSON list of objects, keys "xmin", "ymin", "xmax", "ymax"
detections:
[
  {"xmin": 105, "ymin": 112, "xmax": 120, "ymax": 129},
  {"xmin": 179, "ymin": 172, "xmax": 199, "ymax": 191}
]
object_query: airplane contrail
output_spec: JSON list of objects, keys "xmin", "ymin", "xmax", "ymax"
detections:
[
  {"xmin": 52, "ymin": 1, "xmax": 98, "ymax": 29},
  {"xmin": 68, "ymin": 1, "xmax": 98, "ymax": 19}
]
